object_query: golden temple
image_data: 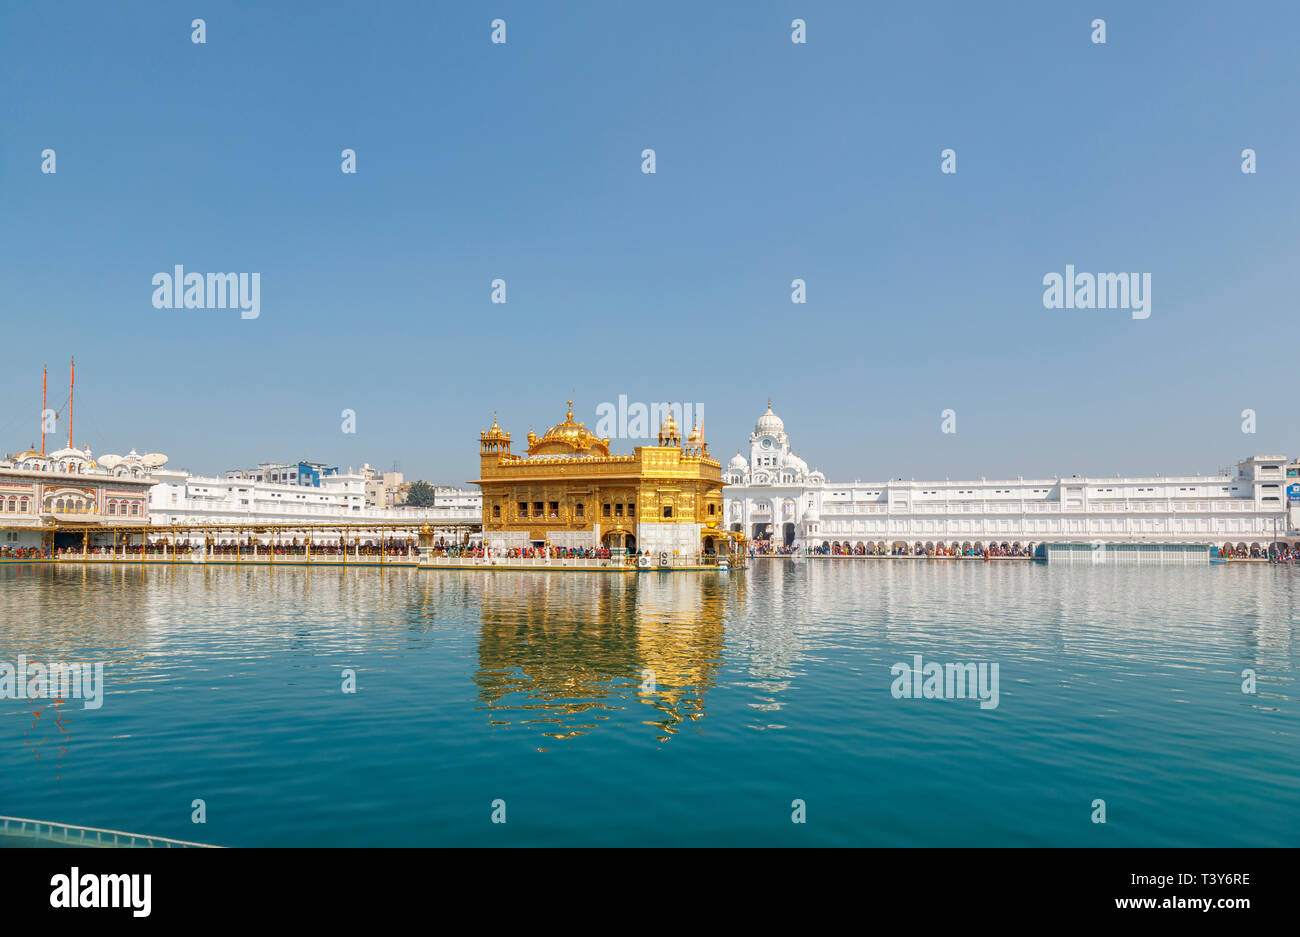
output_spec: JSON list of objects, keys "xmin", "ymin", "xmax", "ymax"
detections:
[{"xmin": 472, "ymin": 401, "xmax": 737, "ymax": 557}]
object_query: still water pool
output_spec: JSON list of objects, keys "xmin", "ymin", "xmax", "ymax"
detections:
[{"xmin": 0, "ymin": 560, "xmax": 1296, "ymax": 846}]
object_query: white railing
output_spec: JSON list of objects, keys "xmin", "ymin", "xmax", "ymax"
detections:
[{"xmin": 0, "ymin": 814, "xmax": 219, "ymax": 848}]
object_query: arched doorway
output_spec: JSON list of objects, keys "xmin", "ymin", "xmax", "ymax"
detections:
[{"xmin": 602, "ymin": 530, "xmax": 635, "ymax": 552}]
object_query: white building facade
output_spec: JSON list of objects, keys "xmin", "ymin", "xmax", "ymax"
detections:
[
  {"xmin": 148, "ymin": 469, "xmax": 481, "ymax": 532},
  {"xmin": 723, "ymin": 404, "xmax": 1297, "ymax": 552}
]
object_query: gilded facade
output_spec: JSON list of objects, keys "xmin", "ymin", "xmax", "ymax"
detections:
[{"xmin": 473, "ymin": 402, "xmax": 734, "ymax": 556}]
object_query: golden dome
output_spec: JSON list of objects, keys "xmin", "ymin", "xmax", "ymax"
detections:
[
  {"xmin": 657, "ymin": 408, "xmax": 683, "ymax": 446},
  {"xmin": 13, "ymin": 448, "xmax": 43, "ymax": 460},
  {"xmin": 527, "ymin": 401, "xmax": 611, "ymax": 457},
  {"xmin": 687, "ymin": 422, "xmax": 703, "ymax": 445}
]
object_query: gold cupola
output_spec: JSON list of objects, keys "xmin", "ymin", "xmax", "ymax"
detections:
[
  {"xmin": 527, "ymin": 400, "xmax": 611, "ymax": 457},
  {"xmin": 684, "ymin": 420, "xmax": 706, "ymax": 455},
  {"xmin": 658, "ymin": 410, "xmax": 681, "ymax": 447},
  {"xmin": 480, "ymin": 412, "xmax": 511, "ymax": 454}
]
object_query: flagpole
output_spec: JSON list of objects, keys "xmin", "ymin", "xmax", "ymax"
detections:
[
  {"xmin": 40, "ymin": 364, "xmax": 47, "ymax": 455},
  {"xmin": 68, "ymin": 356, "xmax": 75, "ymax": 450}
]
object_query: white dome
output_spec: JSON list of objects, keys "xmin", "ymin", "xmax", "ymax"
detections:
[
  {"xmin": 728, "ymin": 452, "xmax": 748, "ymax": 471},
  {"xmin": 755, "ymin": 401, "xmax": 784, "ymax": 436},
  {"xmin": 802, "ymin": 504, "xmax": 820, "ymax": 522},
  {"xmin": 781, "ymin": 452, "xmax": 808, "ymax": 474}
]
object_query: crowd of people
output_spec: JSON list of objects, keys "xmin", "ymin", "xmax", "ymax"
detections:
[
  {"xmin": 1269, "ymin": 544, "xmax": 1297, "ymax": 563},
  {"xmin": 1218, "ymin": 544, "xmax": 1284, "ymax": 561},
  {"xmin": 427, "ymin": 544, "xmax": 484, "ymax": 558},
  {"xmin": 749, "ymin": 543, "xmax": 799, "ymax": 556},
  {"xmin": 436, "ymin": 545, "xmax": 622, "ymax": 560},
  {"xmin": 66, "ymin": 539, "xmax": 424, "ymax": 557},
  {"xmin": 748, "ymin": 541, "xmax": 1038, "ymax": 558}
]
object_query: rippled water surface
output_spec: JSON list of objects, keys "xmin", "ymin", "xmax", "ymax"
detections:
[{"xmin": 1, "ymin": 560, "xmax": 1296, "ymax": 846}]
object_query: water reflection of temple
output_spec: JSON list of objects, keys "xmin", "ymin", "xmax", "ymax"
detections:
[{"xmin": 466, "ymin": 572, "xmax": 732, "ymax": 745}]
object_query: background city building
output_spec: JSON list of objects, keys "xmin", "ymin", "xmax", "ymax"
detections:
[
  {"xmin": 149, "ymin": 465, "xmax": 479, "ymax": 529},
  {"xmin": 225, "ymin": 460, "xmax": 339, "ymax": 487},
  {"xmin": 362, "ymin": 465, "xmax": 405, "ymax": 509}
]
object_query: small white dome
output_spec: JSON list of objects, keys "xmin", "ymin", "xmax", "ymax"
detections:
[
  {"xmin": 728, "ymin": 452, "xmax": 748, "ymax": 471},
  {"xmin": 781, "ymin": 452, "xmax": 808, "ymax": 474}
]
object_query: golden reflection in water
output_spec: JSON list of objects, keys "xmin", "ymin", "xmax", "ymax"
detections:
[{"xmin": 465, "ymin": 572, "xmax": 733, "ymax": 746}]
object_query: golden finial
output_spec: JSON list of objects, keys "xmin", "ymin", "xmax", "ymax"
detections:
[
  {"xmin": 767, "ymin": 397, "xmax": 772, "ymax": 409},
  {"xmin": 566, "ymin": 400, "xmax": 574, "ymax": 421}
]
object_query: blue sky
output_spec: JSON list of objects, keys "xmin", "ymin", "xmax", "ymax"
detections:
[{"xmin": 3, "ymin": 1, "xmax": 1297, "ymax": 485}]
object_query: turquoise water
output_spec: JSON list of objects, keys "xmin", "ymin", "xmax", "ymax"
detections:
[{"xmin": 0, "ymin": 560, "xmax": 1296, "ymax": 846}]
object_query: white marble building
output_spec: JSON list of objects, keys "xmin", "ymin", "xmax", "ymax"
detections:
[{"xmin": 723, "ymin": 403, "xmax": 1298, "ymax": 551}]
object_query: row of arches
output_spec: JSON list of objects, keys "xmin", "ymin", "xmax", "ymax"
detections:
[
  {"xmin": 815, "ymin": 540, "xmax": 1037, "ymax": 557},
  {"xmin": 9, "ymin": 459, "xmax": 148, "ymax": 477},
  {"xmin": 733, "ymin": 521, "xmax": 796, "ymax": 548},
  {"xmin": 0, "ymin": 497, "xmax": 32, "ymax": 513},
  {"xmin": 1219, "ymin": 541, "xmax": 1269, "ymax": 558},
  {"xmin": 44, "ymin": 491, "xmax": 95, "ymax": 514}
]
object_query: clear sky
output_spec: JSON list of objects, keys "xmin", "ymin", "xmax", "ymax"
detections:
[{"xmin": 3, "ymin": 1, "xmax": 1297, "ymax": 485}]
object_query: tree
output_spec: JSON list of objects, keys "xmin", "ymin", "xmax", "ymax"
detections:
[{"xmin": 406, "ymin": 480, "xmax": 437, "ymax": 507}]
